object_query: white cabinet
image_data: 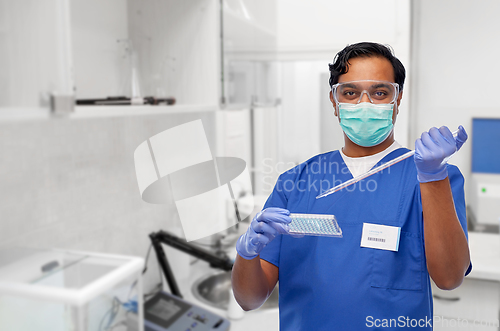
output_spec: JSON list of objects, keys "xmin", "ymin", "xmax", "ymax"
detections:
[{"xmin": 1, "ymin": 0, "xmax": 221, "ymax": 118}]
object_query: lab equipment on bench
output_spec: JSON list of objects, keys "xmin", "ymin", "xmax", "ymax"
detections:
[
  {"xmin": 144, "ymin": 291, "xmax": 230, "ymax": 331},
  {"xmin": 288, "ymin": 213, "xmax": 342, "ymax": 237},
  {"xmin": 0, "ymin": 247, "xmax": 144, "ymax": 331},
  {"xmin": 146, "ymin": 231, "xmax": 231, "ymax": 331},
  {"xmin": 316, "ymin": 129, "xmax": 460, "ymax": 199},
  {"xmin": 149, "ymin": 231, "xmax": 233, "ymax": 298}
]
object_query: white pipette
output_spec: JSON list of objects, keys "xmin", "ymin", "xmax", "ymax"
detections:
[{"xmin": 315, "ymin": 130, "xmax": 459, "ymax": 199}]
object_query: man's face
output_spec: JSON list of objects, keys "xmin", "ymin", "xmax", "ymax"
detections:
[{"xmin": 330, "ymin": 56, "xmax": 403, "ymax": 123}]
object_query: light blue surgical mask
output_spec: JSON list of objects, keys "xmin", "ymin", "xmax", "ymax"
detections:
[{"xmin": 337, "ymin": 102, "xmax": 394, "ymax": 147}]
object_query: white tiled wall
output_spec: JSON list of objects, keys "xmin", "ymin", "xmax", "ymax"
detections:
[{"xmin": 0, "ymin": 111, "xmax": 217, "ymax": 291}]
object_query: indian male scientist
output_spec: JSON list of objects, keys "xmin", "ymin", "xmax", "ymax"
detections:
[{"xmin": 231, "ymin": 42, "xmax": 471, "ymax": 330}]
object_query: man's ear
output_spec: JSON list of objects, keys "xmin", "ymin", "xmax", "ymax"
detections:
[
  {"xmin": 330, "ymin": 91, "xmax": 338, "ymax": 117},
  {"xmin": 396, "ymin": 91, "xmax": 403, "ymax": 115}
]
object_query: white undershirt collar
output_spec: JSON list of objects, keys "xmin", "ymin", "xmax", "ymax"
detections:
[{"xmin": 339, "ymin": 141, "xmax": 403, "ymax": 178}]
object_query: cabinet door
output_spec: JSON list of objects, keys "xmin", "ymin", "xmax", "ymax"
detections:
[
  {"xmin": 432, "ymin": 278, "xmax": 499, "ymax": 326},
  {"xmin": 0, "ymin": 0, "xmax": 73, "ymax": 109}
]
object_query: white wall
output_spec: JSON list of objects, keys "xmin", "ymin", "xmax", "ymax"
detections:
[
  {"xmin": 280, "ymin": 61, "xmax": 325, "ymax": 165},
  {"xmin": 276, "ymin": 0, "xmax": 411, "ymax": 64},
  {"xmin": 0, "ymin": 112, "xmax": 218, "ymax": 292},
  {"xmin": 410, "ymin": 0, "xmax": 500, "ymax": 198}
]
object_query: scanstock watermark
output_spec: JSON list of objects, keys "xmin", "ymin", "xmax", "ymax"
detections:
[{"xmin": 366, "ymin": 315, "xmax": 500, "ymax": 328}]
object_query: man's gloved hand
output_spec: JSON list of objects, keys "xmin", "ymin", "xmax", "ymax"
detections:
[
  {"xmin": 414, "ymin": 126, "xmax": 468, "ymax": 183},
  {"xmin": 236, "ymin": 207, "xmax": 291, "ymax": 260}
]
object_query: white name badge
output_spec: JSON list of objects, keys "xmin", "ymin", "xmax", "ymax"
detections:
[{"xmin": 360, "ymin": 223, "xmax": 401, "ymax": 251}]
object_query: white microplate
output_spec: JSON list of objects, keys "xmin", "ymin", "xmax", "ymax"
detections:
[{"xmin": 288, "ymin": 213, "xmax": 342, "ymax": 238}]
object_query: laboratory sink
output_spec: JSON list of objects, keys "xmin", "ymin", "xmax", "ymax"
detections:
[{"xmin": 192, "ymin": 271, "xmax": 279, "ymax": 310}]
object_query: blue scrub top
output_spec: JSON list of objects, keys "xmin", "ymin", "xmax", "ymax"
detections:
[{"xmin": 259, "ymin": 148, "xmax": 471, "ymax": 330}]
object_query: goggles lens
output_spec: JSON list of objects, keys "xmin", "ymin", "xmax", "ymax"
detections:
[{"xmin": 332, "ymin": 80, "xmax": 399, "ymax": 104}]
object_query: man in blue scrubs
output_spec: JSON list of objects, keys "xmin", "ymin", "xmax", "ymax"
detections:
[{"xmin": 232, "ymin": 42, "xmax": 471, "ymax": 330}]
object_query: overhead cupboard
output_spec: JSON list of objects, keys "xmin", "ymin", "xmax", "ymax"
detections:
[
  {"xmin": 0, "ymin": 0, "xmax": 284, "ymax": 119},
  {"xmin": 0, "ymin": 0, "xmax": 221, "ymax": 118}
]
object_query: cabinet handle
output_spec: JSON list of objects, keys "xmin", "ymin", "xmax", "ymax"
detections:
[{"xmin": 433, "ymin": 294, "xmax": 461, "ymax": 302}]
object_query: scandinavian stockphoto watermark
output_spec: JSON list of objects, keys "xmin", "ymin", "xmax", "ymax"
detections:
[
  {"xmin": 260, "ymin": 157, "xmax": 387, "ymax": 195},
  {"xmin": 133, "ymin": 120, "xmax": 253, "ymax": 242},
  {"xmin": 366, "ymin": 315, "xmax": 500, "ymax": 328}
]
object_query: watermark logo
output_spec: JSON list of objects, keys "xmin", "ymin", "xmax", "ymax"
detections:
[
  {"xmin": 260, "ymin": 157, "xmax": 381, "ymax": 195},
  {"xmin": 134, "ymin": 119, "xmax": 253, "ymax": 241},
  {"xmin": 366, "ymin": 315, "xmax": 500, "ymax": 328}
]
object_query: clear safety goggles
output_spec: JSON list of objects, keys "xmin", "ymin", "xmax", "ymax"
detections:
[{"xmin": 332, "ymin": 80, "xmax": 400, "ymax": 105}]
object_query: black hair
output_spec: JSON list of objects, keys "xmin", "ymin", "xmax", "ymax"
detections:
[{"xmin": 329, "ymin": 42, "xmax": 406, "ymax": 90}]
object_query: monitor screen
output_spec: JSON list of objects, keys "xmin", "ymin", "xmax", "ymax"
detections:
[{"xmin": 472, "ymin": 118, "xmax": 500, "ymax": 174}]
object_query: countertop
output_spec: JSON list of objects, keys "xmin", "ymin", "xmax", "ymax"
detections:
[{"xmin": 467, "ymin": 232, "xmax": 500, "ymax": 282}]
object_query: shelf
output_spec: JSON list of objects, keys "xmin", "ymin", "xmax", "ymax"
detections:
[
  {"xmin": 71, "ymin": 104, "xmax": 218, "ymax": 119},
  {"xmin": 0, "ymin": 104, "xmax": 218, "ymax": 122}
]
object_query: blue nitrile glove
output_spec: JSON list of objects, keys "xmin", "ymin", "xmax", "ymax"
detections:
[
  {"xmin": 414, "ymin": 126, "xmax": 467, "ymax": 183},
  {"xmin": 236, "ymin": 207, "xmax": 291, "ymax": 260}
]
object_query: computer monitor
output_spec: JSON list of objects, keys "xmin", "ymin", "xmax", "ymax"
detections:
[
  {"xmin": 469, "ymin": 118, "xmax": 500, "ymax": 230},
  {"xmin": 472, "ymin": 118, "xmax": 500, "ymax": 174}
]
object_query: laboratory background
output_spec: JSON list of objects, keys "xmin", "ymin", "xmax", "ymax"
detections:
[{"xmin": 0, "ymin": 0, "xmax": 499, "ymax": 330}]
